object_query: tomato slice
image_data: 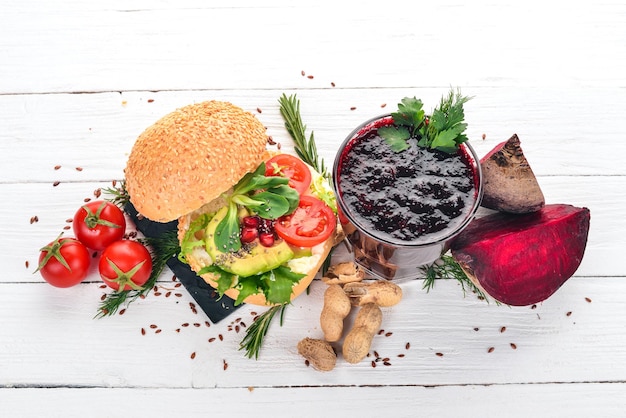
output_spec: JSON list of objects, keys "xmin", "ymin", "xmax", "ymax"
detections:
[
  {"xmin": 275, "ymin": 195, "xmax": 336, "ymax": 247},
  {"xmin": 265, "ymin": 154, "xmax": 312, "ymax": 195}
]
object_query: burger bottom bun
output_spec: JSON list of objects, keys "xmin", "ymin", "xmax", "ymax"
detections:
[{"xmin": 192, "ymin": 235, "xmax": 336, "ymax": 306}]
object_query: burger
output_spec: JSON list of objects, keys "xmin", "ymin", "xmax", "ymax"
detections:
[{"xmin": 124, "ymin": 100, "xmax": 340, "ymax": 306}]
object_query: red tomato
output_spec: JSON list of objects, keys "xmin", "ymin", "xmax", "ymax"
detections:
[
  {"xmin": 275, "ymin": 195, "xmax": 336, "ymax": 247},
  {"xmin": 265, "ymin": 154, "xmax": 312, "ymax": 195},
  {"xmin": 99, "ymin": 240, "xmax": 152, "ymax": 291},
  {"xmin": 73, "ymin": 200, "xmax": 126, "ymax": 250},
  {"xmin": 36, "ymin": 236, "xmax": 91, "ymax": 288}
]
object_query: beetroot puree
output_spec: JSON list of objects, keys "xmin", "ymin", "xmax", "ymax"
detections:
[{"xmin": 336, "ymin": 117, "xmax": 479, "ymax": 245}]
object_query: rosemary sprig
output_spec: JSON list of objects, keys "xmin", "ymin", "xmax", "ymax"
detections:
[
  {"xmin": 422, "ymin": 254, "xmax": 493, "ymax": 303},
  {"xmin": 278, "ymin": 93, "xmax": 329, "ymax": 180},
  {"xmin": 239, "ymin": 303, "xmax": 287, "ymax": 359},
  {"xmin": 95, "ymin": 230, "xmax": 180, "ymax": 318},
  {"xmin": 102, "ymin": 180, "xmax": 130, "ymax": 208}
]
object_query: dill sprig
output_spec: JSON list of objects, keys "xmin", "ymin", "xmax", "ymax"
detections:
[
  {"xmin": 278, "ymin": 93, "xmax": 329, "ymax": 180},
  {"xmin": 422, "ymin": 254, "xmax": 494, "ymax": 303},
  {"xmin": 95, "ymin": 230, "xmax": 180, "ymax": 318},
  {"xmin": 239, "ymin": 304, "xmax": 287, "ymax": 359}
]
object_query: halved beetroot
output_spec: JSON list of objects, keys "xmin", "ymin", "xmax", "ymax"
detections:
[{"xmin": 450, "ymin": 204, "xmax": 590, "ymax": 306}]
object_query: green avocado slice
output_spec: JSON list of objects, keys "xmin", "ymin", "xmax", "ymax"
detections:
[{"xmin": 205, "ymin": 206, "xmax": 294, "ymax": 277}]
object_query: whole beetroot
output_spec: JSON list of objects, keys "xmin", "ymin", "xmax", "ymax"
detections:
[{"xmin": 450, "ymin": 204, "xmax": 590, "ymax": 306}]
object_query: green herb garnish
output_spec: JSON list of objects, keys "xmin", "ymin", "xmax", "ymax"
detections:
[
  {"xmin": 421, "ymin": 254, "xmax": 495, "ymax": 303},
  {"xmin": 213, "ymin": 162, "xmax": 299, "ymax": 253},
  {"xmin": 379, "ymin": 88, "xmax": 472, "ymax": 153},
  {"xmin": 240, "ymin": 304, "xmax": 288, "ymax": 359},
  {"xmin": 278, "ymin": 93, "xmax": 330, "ymax": 180},
  {"xmin": 96, "ymin": 230, "xmax": 181, "ymax": 318}
]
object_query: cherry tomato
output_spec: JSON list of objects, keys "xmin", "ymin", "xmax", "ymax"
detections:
[
  {"xmin": 99, "ymin": 240, "xmax": 152, "ymax": 291},
  {"xmin": 275, "ymin": 195, "xmax": 336, "ymax": 247},
  {"xmin": 265, "ymin": 154, "xmax": 312, "ymax": 195},
  {"xmin": 73, "ymin": 200, "xmax": 126, "ymax": 250},
  {"xmin": 36, "ymin": 235, "xmax": 91, "ymax": 288}
]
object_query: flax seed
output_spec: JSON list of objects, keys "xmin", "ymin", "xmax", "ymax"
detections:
[
  {"xmin": 53, "ymin": 181, "xmax": 60, "ymax": 187},
  {"xmin": 500, "ymin": 326, "xmax": 506, "ymax": 333},
  {"xmin": 99, "ymin": 284, "xmax": 107, "ymax": 288},
  {"xmin": 194, "ymin": 323, "xmax": 201, "ymax": 327},
  {"xmin": 54, "ymin": 165, "xmax": 61, "ymax": 170},
  {"xmin": 155, "ymin": 329, "xmax": 161, "ymax": 334},
  {"xmin": 119, "ymin": 309, "xmax": 125, "ymax": 315},
  {"xmin": 25, "ymin": 260, "xmax": 29, "ymax": 268},
  {"xmin": 94, "ymin": 188, "xmax": 102, "ymax": 198},
  {"xmin": 141, "ymin": 328, "xmax": 146, "ymax": 335},
  {"xmin": 436, "ymin": 352, "xmax": 443, "ymax": 357},
  {"xmin": 63, "ymin": 225, "xmax": 70, "ymax": 230},
  {"xmin": 175, "ymin": 293, "xmax": 183, "ymax": 297},
  {"xmin": 385, "ymin": 332, "xmax": 393, "ymax": 337},
  {"xmin": 301, "ymin": 70, "xmax": 305, "ymax": 76},
  {"xmin": 154, "ymin": 292, "xmax": 162, "ymax": 296},
  {"xmin": 165, "ymin": 291, "xmax": 171, "ymax": 298},
  {"xmin": 175, "ymin": 328, "xmax": 180, "ymax": 333},
  {"xmin": 397, "ymin": 354, "xmax": 405, "ymax": 358},
  {"xmin": 75, "ymin": 167, "xmax": 83, "ymax": 171},
  {"xmin": 223, "ymin": 360, "xmax": 228, "ymax": 370},
  {"xmin": 190, "ymin": 352, "xmax": 196, "ymax": 359},
  {"xmin": 150, "ymin": 324, "xmax": 158, "ymax": 329},
  {"xmin": 488, "ymin": 347, "xmax": 495, "ymax": 353},
  {"xmin": 405, "ymin": 342, "xmax": 410, "ymax": 350},
  {"xmin": 350, "ymin": 106, "xmax": 356, "ymax": 111},
  {"xmin": 381, "ymin": 103, "xmax": 387, "ymax": 108},
  {"xmin": 240, "ymin": 322, "xmax": 246, "ymax": 328},
  {"xmin": 256, "ymin": 107, "xmax": 262, "ymax": 113},
  {"xmin": 585, "ymin": 297, "xmax": 592, "ymax": 303},
  {"xmin": 378, "ymin": 329, "xmax": 384, "ymax": 335},
  {"xmin": 218, "ymin": 334, "xmax": 224, "ymax": 341},
  {"xmin": 147, "ymin": 99, "xmax": 154, "ymax": 103},
  {"xmin": 566, "ymin": 311, "xmax": 572, "ymax": 317},
  {"xmin": 331, "ymin": 82, "xmax": 336, "ymax": 87},
  {"xmin": 182, "ymin": 323, "xmax": 189, "ymax": 327},
  {"xmin": 100, "ymin": 294, "xmax": 106, "ymax": 301},
  {"xmin": 205, "ymin": 321, "xmax": 211, "ymax": 327},
  {"xmin": 235, "ymin": 325, "xmax": 240, "ymax": 333},
  {"xmin": 371, "ymin": 360, "xmax": 377, "ymax": 368},
  {"xmin": 209, "ymin": 337, "xmax": 216, "ymax": 343},
  {"xmin": 510, "ymin": 343, "xmax": 517, "ymax": 349},
  {"xmin": 307, "ymin": 75, "xmax": 314, "ymax": 79}
]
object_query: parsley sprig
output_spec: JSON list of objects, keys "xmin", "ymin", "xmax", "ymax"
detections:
[{"xmin": 379, "ymin": 89, "xmax": 472, "ymax": 153}]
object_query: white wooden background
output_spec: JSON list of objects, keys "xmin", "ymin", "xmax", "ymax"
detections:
[{"xmin": 1, "ymin": 1, "xmax": 625, "ymax": 417}]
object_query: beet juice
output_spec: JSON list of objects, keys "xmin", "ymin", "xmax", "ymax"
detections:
[{"xmin": 333, "ymin": 115, "xmax": 483, "ymax": 280}]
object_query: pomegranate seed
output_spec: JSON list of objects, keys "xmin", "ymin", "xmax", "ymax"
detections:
[
  {"xmin": 259, "ymin": 232, "xmax": 274, "ymax": 247},
  {"xmin": 240, "ymin": 227, "xmax": 258, "ymax": 244},
  {"xmin": 242, "ymin": 216, "xmax": 260, "ymax": 228}
]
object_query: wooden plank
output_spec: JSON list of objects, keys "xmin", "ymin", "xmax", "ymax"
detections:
[
  {"xmin": 4, "ymin": 174, "xmax": 618, "ymax": 281},
  {"xmin": 1, "ymin": 86, "xmax": 625, "ymax": 183},
  {"xmin": 1, "ymin": 1, "xmax": 624, "ymax": 94},
  {"xmin": 1, "ymin": 383, "xmax": 625, "ymax": 418},
  {"xmin": 0, "ymin": 274, "xmax": 624, "ymax": 389}
]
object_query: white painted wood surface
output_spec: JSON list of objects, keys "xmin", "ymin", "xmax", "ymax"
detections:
[{"xmin": 1, "ymin": 0, "xmax": 625, "ymax": 416}]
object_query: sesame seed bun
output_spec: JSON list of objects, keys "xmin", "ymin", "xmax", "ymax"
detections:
[{"xmin": 125, "ymin": 101, "xmax": 268, "ymax": 222}]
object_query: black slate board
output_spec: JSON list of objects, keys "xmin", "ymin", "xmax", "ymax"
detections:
[{"xmin": 125, "ymin": 203, "xmax": 240, "ymax": 323}]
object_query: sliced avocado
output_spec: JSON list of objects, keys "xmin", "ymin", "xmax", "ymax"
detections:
[{"xmin": 205, "ymin": 206, "xmax": 294, "ymax": 277}]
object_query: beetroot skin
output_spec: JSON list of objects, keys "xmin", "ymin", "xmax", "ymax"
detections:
[{"xmin": 450, "ymin": 204, "xmax": 591, "ymax": 306}]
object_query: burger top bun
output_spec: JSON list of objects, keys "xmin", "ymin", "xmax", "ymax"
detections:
[{"xmin": 125, "ymin": 100, "xmax": 268, "ymax": 222}]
